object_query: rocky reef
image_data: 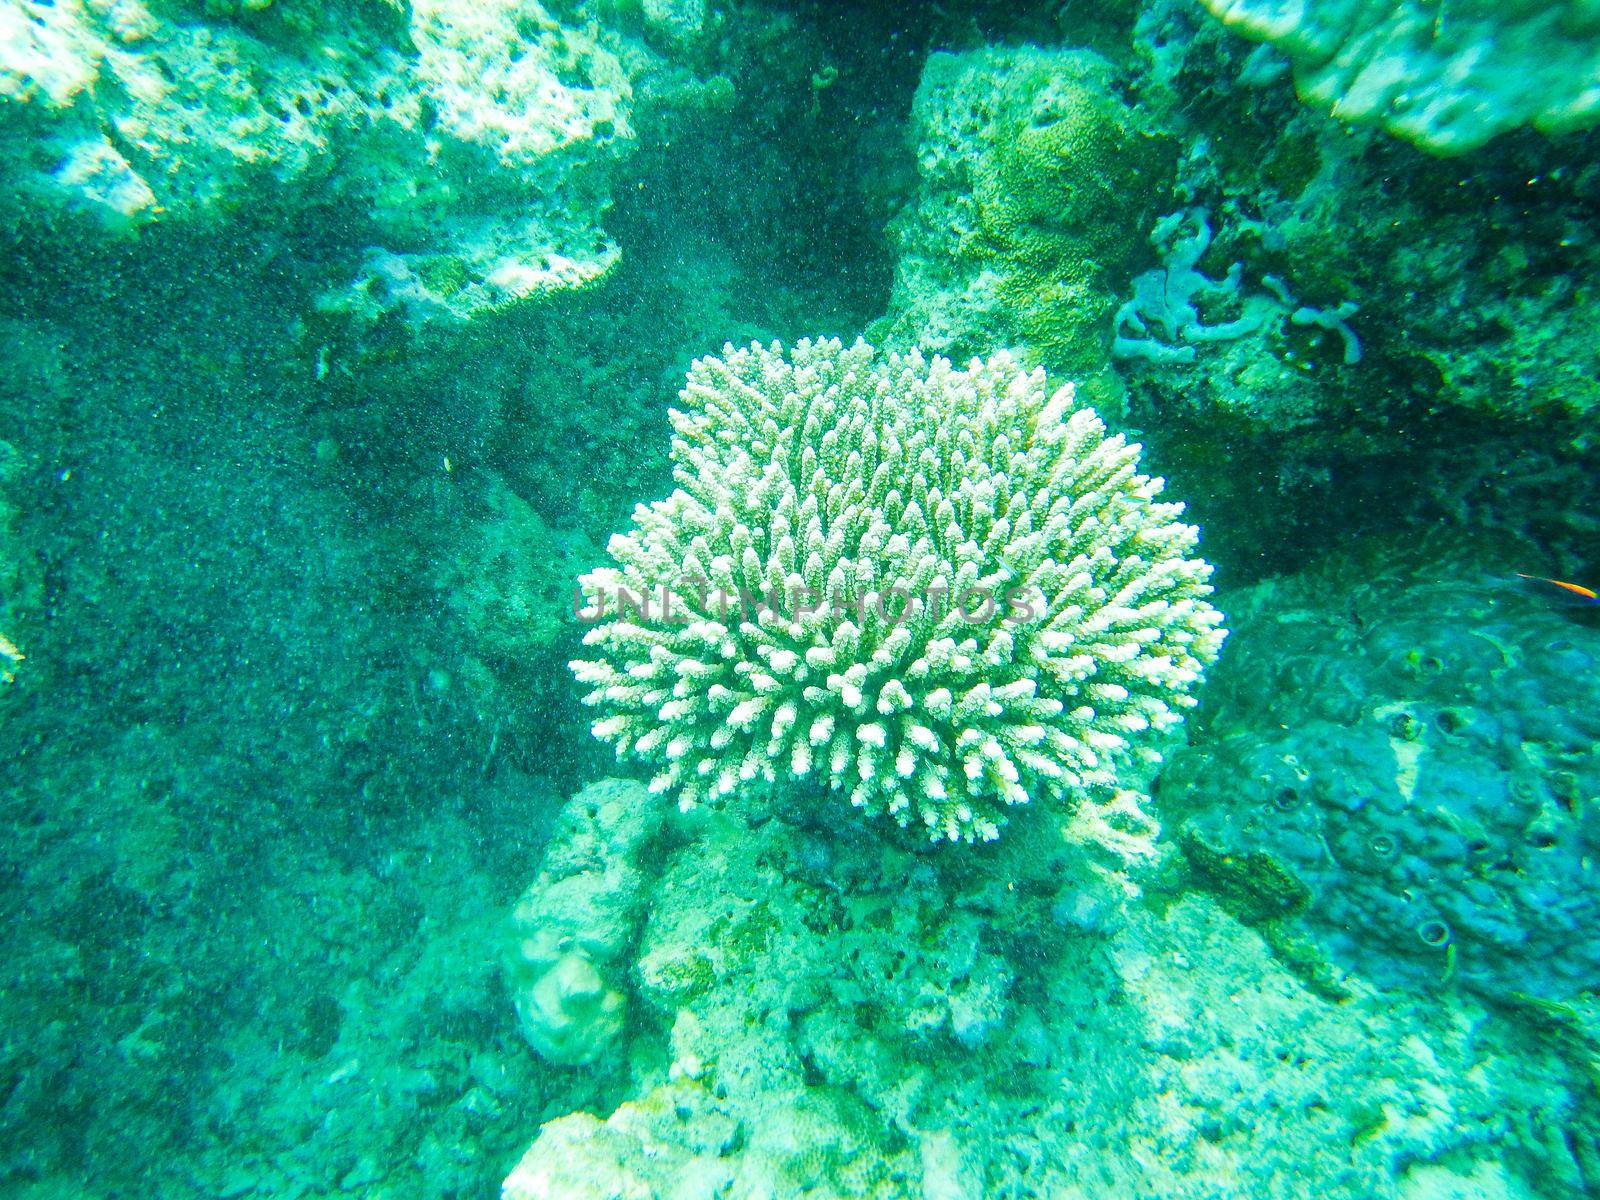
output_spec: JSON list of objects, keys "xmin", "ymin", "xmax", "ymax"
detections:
[
  {"xmin": 1, "ymin": 0, "xmax": 731, "ymax": 322},
  {"xmin": 1163, "ymin": 532, "xmax": 1600, "ymax": 1002},
  {"xmin": 501, "ymin": 774, "xmax": 1598, "ymax": 1199},
  {"xmin": 1, "ymin": 0, "xmax": 1597, "ymax": 1198}
]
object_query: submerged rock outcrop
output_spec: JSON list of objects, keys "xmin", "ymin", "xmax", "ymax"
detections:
[
  {"xmin": 0, "ymin": 0, "xmax": 717, "ymax": 322},
  {"xmin": 501, "ymin": 772, "xmax": 1599, "ymax": 1199}
]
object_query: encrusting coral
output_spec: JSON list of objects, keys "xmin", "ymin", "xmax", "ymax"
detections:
[
  {"xmin": 877, "ymin": 45, "xmax": 1173, "ymax": 404},
  {"xmin": 976, "ymin": 51, "xmax": 1175, "ymax": 379},
  {"xmin": 571, "ymin": 338, "xmax": 1225, "ymax": 842},
  {"xmin": 1198, "ymin": 0, "xmax": 1600, "ymax": 154}
]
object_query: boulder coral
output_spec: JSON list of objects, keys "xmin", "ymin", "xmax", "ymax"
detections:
[
  {"xmin": 1162, "ymin": 534, "xmax": 1600, "ymax": 1000},
  {"xmin": 505, "ymin": 778, "xmax": 665, "ymax": 1066}
]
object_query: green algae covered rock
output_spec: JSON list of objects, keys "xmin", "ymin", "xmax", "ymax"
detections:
[
  {"xmin": 0, "ymin": 437, "xmax": 30, "ymax": 692},
  {"xmin": 975, "ymin": 52, "xmax": 1177, "ymax": 380},
  {"xmin": 438, "ymin": 480, "xmax": 601, "ymax": 661},
  {"xmin": 880, "ymin": 45, "xmax": 1173, "ymax": 399}
]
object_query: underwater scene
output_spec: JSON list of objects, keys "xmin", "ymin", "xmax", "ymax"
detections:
[{"xmin": 3, "ymin": 0, "xmax": 1600, "ymax": 1196}]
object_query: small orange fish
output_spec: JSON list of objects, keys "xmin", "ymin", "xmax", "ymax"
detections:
[{"xmin": 1516, "ymin": 573, "xmax": 1600, "ymax": 604}]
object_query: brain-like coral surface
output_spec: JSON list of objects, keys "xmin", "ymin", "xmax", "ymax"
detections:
[{"xmin": 572, "ymin": 338, "xmax": 1225, "ymax": 842}]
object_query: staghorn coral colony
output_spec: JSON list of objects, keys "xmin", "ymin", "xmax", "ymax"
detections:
[
  {"xmin": 572, "ymin": 338, "xmax": 1225, "ymax": 841},
  {"xmin": 1, "ymin": 1, "xmax": 1599, "ymax": 1199}
]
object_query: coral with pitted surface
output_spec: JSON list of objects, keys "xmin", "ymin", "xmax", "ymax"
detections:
[
  {"xmin": 572, "ymin": 337, "xmax": 1224, "ymax": 842},
  {"xmin": 1161, "ymin": 533, "xmax": 1600, "ymax": 1000}
]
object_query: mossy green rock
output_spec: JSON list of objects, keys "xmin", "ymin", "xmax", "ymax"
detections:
[
  {"xmin": 977, "ymin": 58, "xmax": 1175, "ymax": 376},
  {"xmin": 881, "ymin": 46, "xmax": 1173, "ymax": 390}
]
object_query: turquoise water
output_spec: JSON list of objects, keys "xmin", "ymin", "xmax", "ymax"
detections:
[{"xmin": 1, "ymin": 2, "xmax": 1597, "ymax": 1197}]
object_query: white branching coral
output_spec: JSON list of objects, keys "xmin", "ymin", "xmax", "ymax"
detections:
[{"xmin": 571, "ymin": 339, "xmax": 1225, "ymax": 842}]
